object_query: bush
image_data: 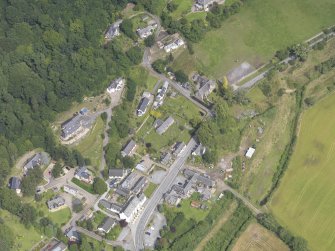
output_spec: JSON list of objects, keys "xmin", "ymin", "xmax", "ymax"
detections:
[
  {"xmin": 93, "ymin": 177, "xmax": 107, "ymax": 195},
  {"xmin": 144, "ymin": 34, "xmax": 155, "ymax": 47}
]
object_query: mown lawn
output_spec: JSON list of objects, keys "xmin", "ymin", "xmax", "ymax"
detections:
[
  {"xmin": 173, "ymin": 0, "xmax": 335, "ymax": 79},
  {"xmin": 0, "ymin": 209, "xmax": 43, "ymax": 251},
  {"xmin": 75, "ymin": 117, "xmax": 104, "ymax": 169},
  {"xmin": 47, "ymin": 208, "xmax": 72, "ymax": 227},
  {"xmin": 270, "ymin": 92, "xmax": 335, "ymax": 251}
]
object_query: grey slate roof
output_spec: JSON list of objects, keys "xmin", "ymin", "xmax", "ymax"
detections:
[
  {"xmin": 156, "ymin": 116, "xmax": 174, "ymax": 135},
  {"xmin": 137, "ymin": 97, "xmax": 150, "ymax": 115},
  {"xmin": 41, "ymin": 238, "xmax": 67, "ymax": 251},
  {"xmin": 99, "ymin": 199, "xmax": 123, "ymax": 214},
  {"xmin": 98, "ymin": 217, "xmax": 116, "ymax": 233},
  {"xmin": 121, "ymin": 140, "xmax": 136, "ymax": 157},
  {"xmin": 109, "ymin": 168, "xmax": 129, "ymax": 178},
  {"xmin": 115, "ymin": 187, "xmax": 131, "ymax": 197},
  {"xmin": 61, "ymin": 113, "xmax": 93, "ymax": 139},
  {"xmin": 173, "ymin": 142, "xmax": 186, "ymax": 156},
  {"xmin": 153, "ymin": 119, "xmax": 164, "ymax": 129},
  {"xmin": 75, "ymin": 166, "xmax": 91, "ymax": 180},
  {"xmin": 47, "ymin": 196, "xmax": 65, "ymax": 210},
  {"xmin": 160, "ymin": 152, "xmax": 172, "ymax": 165},
  {"xmin": 66, "ymin": 226, "xmax": 80, "ymax": 241},
  {"xmin": 9, "ymin": 177, "xmax": 21, "ymax": 190},
  {"xmin": 24, "ymin": 152, "xmax": 48, "ymax": 171},
  {"xmin": 132, "ymin": 176, "xmax": 147, "ymax": 194}
]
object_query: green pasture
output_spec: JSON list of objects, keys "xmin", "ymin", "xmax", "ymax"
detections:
[
  {"xmin": 173, "ymin": 0, "xmax": 335, "ymax": 79},
  {"xmin": 75, "ymin": 117, "xmax": 104, "ymax": 169},
  {"xmin": 170, "ymin": 0, "xmax": 193, "ymax": 19},
  {"xmin": 0, "ymin": 209, "xmax": 43, "ymax": 251},
  {"xmin": 270, "ymin": 92, "xmax": 335, "ymax": 251}
]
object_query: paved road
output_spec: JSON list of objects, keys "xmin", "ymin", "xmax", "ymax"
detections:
[
  {"xmin": 236, "ymin": 31, "xmax": 335, "ymax": 91},
  {"xmin": 133, "ymin": 138, "xmax": 197, "ymax": 251}
]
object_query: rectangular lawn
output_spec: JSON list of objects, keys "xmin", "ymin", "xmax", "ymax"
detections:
[{"xmin": 270, "ymin": 92, "xmax": 335, "ymax": 251}]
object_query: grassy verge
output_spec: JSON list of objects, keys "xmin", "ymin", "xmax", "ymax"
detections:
[{"xmin": 144, "ymin": 182, "xmax": 158, "ymax": 198}]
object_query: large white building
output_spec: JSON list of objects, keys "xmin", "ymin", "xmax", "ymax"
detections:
[{"xmin": 119, "ymin": 194, "xmax": 147, "ymax": 223}]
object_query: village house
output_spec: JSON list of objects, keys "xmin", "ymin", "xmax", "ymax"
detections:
[
  {"xmin": 156, "ymin": 116, "xmax": 175, "ymax": 135},
  {"xmin": 160, "ymin": 152, "xmax": 172, "ymax": 165},
  {"xmin": 115, "ymin": 187, "xmax": 131, "ymax": 198},
  {"xmin": 41, "ymin": 238, "xmax": 67, "ymax": 251},
  {"xmin": 172, "ymin": 142, "xmax": 186, "ymax": 156},
  {"xmin": 98, "ymin": 217, "xmax": 116, "ymax": 234},
  {"xmin": 105, "ymin": 20, "xmax": 122, "ymax": 40},
  {"xmin": 194, "ymin": 0, "xmax": 217, "ymax": 11},
  {"xmin": 119, "ymin": 194, "xmax": 147, "ymax": 222},
  {"xmin": 63, "ymin": 185, "xmax": 78, "ymax": 197},
  {"xmin": 99, "ymin": 199, "xmax": 123, "ymax": 214},
  {"xmin": 192, "ymin": 73, "xmax": 216, "ymax": 100},
  {"xmin": 9, "ymin": 176, "xmax": 21, "ymax": 194},
  {"xmin": 74, "ymin": 166, "xmax": 93, "ymax": 184},
  {"xmin": 23, "ymin": 152, "xmax": 49, "ymax": 173},
  {"xmin": 132, "ymin": 176, "xmax": 147, "ymax": 194},
  {"xmin": 136, "ymin": 23, "xmax": 158, "ymax": 39},
  {"xmin": 153, "ymin": 81, "xmax": 169, "ymax": 109},
  {"xmin": 121, "ymin": 140, "xmax": 137, "ymax": 157},
  {"xmin": 137, "ymin": 96, "xmax": 150, "ymax": 116},
  {"xmin": 47, "ymin": 196, "xmax": 66, "ymax": 212},
  {"xmin": 107, "ymin": 77, "xmax": 125, "ymax": 94},
  {"xmin": 65, "ymin": 226, "xmax": 80, "ymax": 242},
  {"xmin": 61, "ymin": 109, "xmax": 94, "ymax": 141},
  {"xmin": 121, "ymin": 172, "xmax": 141, "ymax": 190},
  {"xmin": 109, "ymin": 168, "xmax": 130, "ymax": 179},
  {"xmin": 164, "ymin": 38, "xmax": 185, "ymax": 53}
]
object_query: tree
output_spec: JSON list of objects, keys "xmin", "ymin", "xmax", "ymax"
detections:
[
  {"xmin": 152, "ymin": 59, "xmax": 167, "ymax": 73},
  {"xmin": 126, "ymin": 46, "xmax": 143, "ymax": 65},
  {"xmin": 144, "ymin": 34, "xmax": 155, "ymax": 47},
  {"xmin": 202, "ymin": 148, "xmax": 218, "ymax": 164},
  {"xmin": 167, "ymin": 2, "xmax": 178, "ymax": 12},
  {"xmin": 120, "ymin": 19, "xmax": 136, "ymax": 40},
  {"xmin": 72, "ymin": 198, "xmax": 83, "ymax": 213},
  {"xmin": 121, "ymin": 156, "xmax": 135, "ymax": 169},
  {"xmin": 101, "ymin": 112, "xmax": 107, "ymax": 122},
  {"xmin": 93, "ymin": 177, "xmax": 107, "ymax": 195},
  {"xmin": 52, "ymin": 162, "xmax": 62, "ymax": 178},
  {"xmin": 21, "ymin": 167, "xmax": 43, "ymax": 196},
  {"xmin": 174, "ymin": 70, "xmax": 188, "ymax": 83}
]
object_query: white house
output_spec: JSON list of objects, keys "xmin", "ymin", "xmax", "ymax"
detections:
[
  {"xmin": 119, "ymin": 194, "xmax": 147, "ymax": 223},
  {"xmin": 107, "ymin": 77, "xmax": 125, "ymax": 94}
]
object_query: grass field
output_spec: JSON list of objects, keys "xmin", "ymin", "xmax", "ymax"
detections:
[
  {"xmin": 72, "ymin": 178, "xmax": 95, "ymax": 194},
  {"xmin": 231, "ymin": 222, "xmax": 289, "ymax": 251},
  {"xmin": 173, "ymin": 0, "xmax": 335, "ymax": 79},
  {"xmin": 270, "ymin": 92, "xmax": 335, "ymax": 251},
  {"xmin": 0, "ymin": 209, "xmax": 43, "ymax": 251},
  {"xmin": 170, "ymin": 0, "xmax": 193, "ymax": 19},
  {"xmin": 75, "ymin": 117, "xmax": 104, "ymax": 168}
]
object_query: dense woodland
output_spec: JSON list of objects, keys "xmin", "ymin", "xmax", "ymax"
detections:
[{"xmin": 0, "ymin": 0, "xmax": 142, "ymax": 186}]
